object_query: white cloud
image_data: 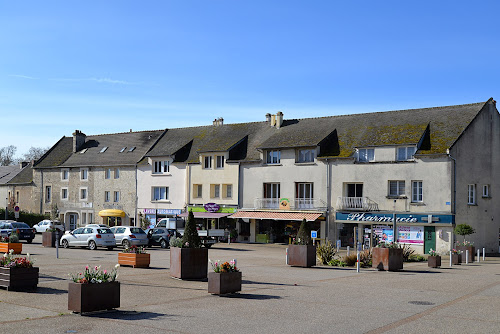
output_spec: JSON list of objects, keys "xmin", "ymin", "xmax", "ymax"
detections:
[
  {"xmin": 50, "ymin": 77, "xmax": 137, "ymax": 85},
  {"xmin": 9, "ymin": 74, "xmax": 38, "ymax": 80}
]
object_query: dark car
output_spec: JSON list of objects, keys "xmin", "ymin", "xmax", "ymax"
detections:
[
  {"xmin": 0, "ymin": 221, "xmax": 36, "ymax": 243},
  {"xmin": 146, "ymin": 228, "xmax": 172, "ymax": 248}
]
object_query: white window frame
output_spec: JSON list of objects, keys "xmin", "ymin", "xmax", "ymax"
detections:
[
  {"xmin": 153, "ymin": 160, "xmax": 170, "ymax": 174},
  {"xmin": 482, "ymin": 184, "xmax": 490, "ymax": 198},
  {"xmin": 204, "ymin": 156, "xmax": 212, "ymax": 169},
  {"xmin": 468, "ymin": 184, "xmax": 476, "ymax": 205},
  {"xmin": 397, "ymin": 146, "xmax": 417, "ymax": 161},
  {"xmin": 80, "ymin": 187, "xmax": 88, "ymax": 201},
  {"xmin": 216, "ymin": 155, "xmax": 225, "ymax": 169},
  {"xmin": 104, "ymin": 191, "xmax": 110, "ymax": 202},
  {"xmin": 80, "ymin": 168, "xmax": 88, "ymax": 181},
  {"xmin": 357, "ymin": 148, "xmax": 375, "ymax": 162},
  {"xmin": 297, "ymin": 149, "xmax": 315, "ymax": 163},
  {"xmin": 266, "ymin": 150, "xmax": 281, "ymax": 164},
  {"xmin": 152, "ymin": 186, "xmax": 169, "ymax": 201},
  {"xmin": 411, "ymin": 181, "xmax": 423, "ymax": 203},
  {"xmin": 114, "ymin": 191, "xmax": 120, "ymax": 202},
  {"xmin": 114, "ymin": 168, "xmax": 120, "ymax": 179},
  {"xmin": 389, "ymin": 180, "xmax": 405, "ymax": 197},
  {"xmin": 61, "ymin": 187, "xmax": 68, "ymax": 201},
  {"xmin": 61, "ymin": 168, "xmax": 69, "ymax": 181}
]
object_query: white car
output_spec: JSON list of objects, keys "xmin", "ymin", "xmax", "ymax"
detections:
[
  {"xmin": 33, "ymin": 220, "xmax": 64, "ymax": 233},
  {"xmin": 60, "ymin": 226, "xmax": 116, "ymax": 250},
  {"xmin": 110, "ymin": 226, "xmax": 148, "ymax": 248}
]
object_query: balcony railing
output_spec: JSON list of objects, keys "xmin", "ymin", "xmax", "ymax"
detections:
[
  {"xmin": 254, "ymin": 198, "xmax": 327, "ymax": 211},
  {"xmin": 336, "ymin": 197, "xmax": 379, "ymax": 211}
]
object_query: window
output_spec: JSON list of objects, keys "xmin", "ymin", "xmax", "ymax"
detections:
[
  {"xmin": 153, "ymin": 161, "xmax": 170, "ymax": 174},
  {"xmin": 45, "ymin": 186, "xmax": 51, "ymax": 203},
  {"xmin": 468, "ymin": 184, "xmax": 476, "ymax": 205},
  {"xmin": 80, "ymin": 188, "xmax": 88, "ymax": 200},
  {"xmin": 193, "ymin": 184, "xmax": 202, "ymax": 198},
  {"xmin": 412, "ymin": 181, "xmax": 423, "ymax": 202},
  {"xmin": 114, "ymin": 191, "xmax": 120, "ymax": 202},
  {"xmin": 105, "ymin": 168, "xmax": 111, "ymax": 179},
  {"xmin": 61, "ymin": 188, "xmax": 68, "ymax": 200},
  {"xmin": 483, "ymin": 184, "xmax": 490, "ymax": 198},
  {"xmin": 204, "ymin": 156, "xmax": 212, "ymax": 169},
  {"xmin": 79, "ymin": 148, "xmax": 88, "ymax": 154},
  {"xmin": 114, "ymin": 168, "xmax": 120, "ymax": 179},
  {"xmin": 389, "ymin": 181, "xmax": 405, "ymax": 196},
  {"xmin": 297, "ymin": 149, "xmax": 315, "ymax": 163},
  {"xmin": 266, "ymin": 150, "xmax": 281, "ymax": 164},
  {"xmin": 216, "ymin": 155, "xmax": 225, "ymax": 169},
  {"xmin": 357, "ymin": 148, "xmax": 374, "ymax": 162},
  {"xmin": 263, "ymin": 183, "xmax": 280, "ymax": 208},
  {"xmin": 211, "ymin": 184, "xmax": 220, "ymax": 198},
  {"xmin": 82, "ymin": 213, "xmax": 87, "ymax": 225},
  {"xmin": 100, "ymin": 147, "xmax": 108, "ymax": 153},
  {"xmin": 152, "ymin": 187, "xmax": 169, "ymax": 201},
  {"xmin": 223, "ymin": 184, "xmax": 233, "ymax": 198},
  {"xmin": 296, "ymin": 183, "xmax": 314, "ymax": 208},
  {"xmin": 397, "ymin": 146, "xmax": 416, "ymax": 161},
  {"xmin": 347, "ymin": 183, "xmax": 363, "ymax": 197},
  {"xmin": 128, "ymin": 147, "xmax": 136, "ymax": 152},
  {"xmin": 88, "ymin": 213, "xmax": 93, "ymax": 224},
  {"xmin": 61, "ymin": 169, "xmax": 69, "ymax": 181},
  {"xmin": 80, "ymin": 168, "xmax": 88, "ymax": 180},
  {"xmin": 120, "ymin": 147, "xmax": 127, "ymax": 153},
  {"xmin": 104, "ymin": 191, "xmax": 110, "ymax": 202}
]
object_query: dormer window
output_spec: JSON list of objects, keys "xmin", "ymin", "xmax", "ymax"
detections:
[
  {"xmin": 153, "ymin": 160, "xmax": 170, "ymax": 174},
  {"xmin": 204, "ymin": 156, "xmax": 212, "ymax": 169},
  {"xmin": 397, "ymin": 146, "xmax": 416, "ymax": 161},
  {"xmin": 357, "ymin": 148, "xmax": 374, "ymax": 162},
  {"xmin": 266, "ymin": 150, "xmax": 281, "ymax": 164},
  {"xmin": 216, "ymin": 155, "xmax": 224, "ymax": 169},
  {"xmin": 297, "ymin": 149, "xmax": 315, "ymax": 163},
  {"xmin": 100, "ymin": 147, "xmax": 108, "ymax": 153}
]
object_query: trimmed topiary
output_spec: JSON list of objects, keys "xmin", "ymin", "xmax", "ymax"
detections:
[
  {"xmin": 296, "ymin": 219, "xmax": 312, "ymax": 246},
  {"xmin": 181, "ymin": 210, "xmax": 201, "ymax": 248}
]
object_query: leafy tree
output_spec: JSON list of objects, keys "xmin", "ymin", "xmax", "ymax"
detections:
[
  {"xmin": 454, "ymin": 224, "xmax": 476, "ymax": 242},
  {"xmin": 296, "ymin": 219, "xmax": 312, "ymax": 245},
  {"xmin": 0, "ymin": 145, "xmax": 17, "ymax": 166},
  {"xmin": 181, "ymin": 210, "xmax": 201, "ymax": 248}
]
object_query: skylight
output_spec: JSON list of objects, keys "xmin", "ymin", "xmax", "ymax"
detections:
[
  {"xmin": 128, "ymin": 147, "xmax": 136, "ymax": 152},
  {"xmin": 79, "ymin": 148, "xmax": 88, "ymax": 154},
  {"xmin": 120, "ymin": 147, "xmax": 127, "ymax": 153},
  {"xmin": 100, "ymin": 147, "xmax": 108, "ymax": 153}
]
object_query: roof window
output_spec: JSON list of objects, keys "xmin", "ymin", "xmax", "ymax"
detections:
[
  {"xmin": 128, "ymin": 147, "xmax": 136, "ymax": 152},
  {"xmin": 79, "ymin": 148, "xmax": 88, "ymax": 154},
  {"xmin": 99, "ymin": 147, "xmax": 108, "ymax": 153},
  {"xmin": 120, "ymin": 147, "xmax": 127, "ymax": 153}
]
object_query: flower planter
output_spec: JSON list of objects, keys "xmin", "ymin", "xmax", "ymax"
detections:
[
  {"xmin": 451, "ymin": 253, "xmax": 462, "ymax": 265},
  {"xmin": 42, "ymin": 231, "xmax": 60, "ymax": 248},
  {"xmin": 0, "ymin": 267, "xmax": 39, "ymax": 291},
  {"xmin": 208, "ymin": 271, "xmax": 242, "ymax": 295},
  {"xmin": 68, "ymin": 281, "xmax": 120, "ymax": 313},
  {"xmin": 0, "ymin": 243, "xmax": 22, "ymax": 254},
  {"xmin": 287, "ymin": 244, "xmax": 317, "ymax": 268},
  {"xmin": 118, "ymin": 253, "xmax": 150, "ymax": 268},
  {"xmin": 456, "ymin": 246, "xmax": 475, "ymax": 263},
  {"xmin": 170, "ymin": 247, "xmax": 208, "ymax": 280},
  {"xmin": 372, "ymin": 247, "xmax": 403, "ymax": 271},
  {"xmin": 428, "ymin": 255, "xmax": 441, "ymax": 268}
]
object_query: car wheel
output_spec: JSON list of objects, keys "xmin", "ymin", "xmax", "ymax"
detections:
[
  {"xmin": 88, "ymin": 240, "xmax": 97, "ymax": 250},
  {"xmin": 26, "ymin": 239, "xmax": 33, "ymax": 244},
  {"xmin": 160, "ymin": 239, "xmax": 167, "ymax": 249},
  {"xmin": 62, "ymin": 239, "xmax": 69, "ymax": 248},
  {"xmin": 107, "ymin": 247, "xmax": 114, "ymax": 251},
  {"xmin": 122, "ymin": 239, "xmax": 131, "ymax": 249}
]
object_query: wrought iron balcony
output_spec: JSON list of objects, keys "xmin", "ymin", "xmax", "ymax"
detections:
[{"xmin": 336, "ymin": 197, "xmax": 379, "ymax": 211}]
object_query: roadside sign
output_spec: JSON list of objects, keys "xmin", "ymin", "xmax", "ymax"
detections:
[
  {"xmin": 311, "ymin": 230, "xmax": 317, "ymax": 239},
  {"xmin": 14, "ymin": 206, "xmax": 20, "ymax": 212},
  {"xmin": 14, "ymin": 211, "xmax": 19, "ymax": 219}
]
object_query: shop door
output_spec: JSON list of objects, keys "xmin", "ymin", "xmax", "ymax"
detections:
[{"xmin": 424, "ymin": 226, "xmax": 436, "ymax": 253}]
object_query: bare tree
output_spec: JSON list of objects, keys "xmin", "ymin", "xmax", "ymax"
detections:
[
  {"xmin": 0, "ymin": 145, "xmax": 17, "ymax": 166},
  {"xmin": 21, "ymin": 146, "xmax": 49, "ymax": 161}
]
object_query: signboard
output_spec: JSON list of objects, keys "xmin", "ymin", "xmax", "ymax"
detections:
[
  {"xmin": 397, "ymin": 226, "xmax": 424, "ymax": 244},
  {"xmin": 204, "ymin": 203, "xmax": 220, "ymax": 213},
  {"xmin": 14, "ymin": 211, "xmax": 19, "ymax": 219},
  {"xmin": 311, "ymin": 230, "xmax": 317, "ymax": 239},
  {"xmin": 373, "ymin": 226, "xmax": 394, "ymax": 243},
  {"xmin": 143, "ymin": 209, "xmax": 156, "ymax": 214},
  {"xmin": 157, "ymin": 209, "xmax": 182, "ymax": 215},
  {"xmin": 336, "ymin": 212, "xmax": 454, "ymax": 224},
  {"xmin": 279, "ymin": 198, "xmax": 290, "ymax": 210}
]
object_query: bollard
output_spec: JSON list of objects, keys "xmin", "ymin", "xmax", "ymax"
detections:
[
  {"xmin": 228, "ymin": 236, "xmax": 230, "ymax": 245},
  {"xmin": 56, "ymin": 230, "xmax": 59, "ymax": 259},
  {"xmin": 466, "ymin": 250, "xmax": 469, "ymax": 264},
  {"xmin": 450, "ymin": 251, "xmax": 452, "ymax": 267},
  {"xmin": 232, "ymin": 259, "xmax": 237, "ymax": 267},
  {"xmin": 477, "ymin": 249, "xmax": 480, "ymax": 263},
  {"xmin": 356, "ymin": 251, "xmax": 360, "ymax": 273},
  {"xmin": 347, "ymin": 246, "xmax": 350, "ymax": 257},
  {"xmin": 483, "ymin": 248, "xmax": 485, "ymax": 261},
  {"xmin": 286, "ymin": 248, "xmax": 288, "ymax": 265}
]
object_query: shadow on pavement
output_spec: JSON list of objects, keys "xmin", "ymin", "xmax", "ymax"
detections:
[
  {"xmin": 28, "ymin": 286, "xmax": 68, "ymax": 295},
  {"xmin": 218, "ymin": 293, "xmax": 281, "ymax": 300},
  {"xmin": 242, "ymin": 280, "xmax": 298, "ymax": 287},
  {"xmin": 87, "ymin": 310, "xmax": 173, "ymax": 320},
  {"xmin": 210, "ymin": 247, "xmax": 254, "ymax": 252}
]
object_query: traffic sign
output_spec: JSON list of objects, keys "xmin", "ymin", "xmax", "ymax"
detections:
[
  {"xmin": 311, "ymin": 230, "xmax": 317, "ymax": 239},
  {"xmin": 14, "ymin": 206, "xmax": 20, "ymax": 212}
]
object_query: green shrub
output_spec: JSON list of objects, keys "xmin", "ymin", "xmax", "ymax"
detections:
[
  {"xmin": 359, "ymin": 249, "xmax": 372, "ymax": 267},
  {"xmin": 296, "ymin": 219, "xmax": 311, "ymax": 245},
  {"xmin": 454, "ymin": 224, "xmax": 475, "ymax": 242},
  {"xmin": 181, "ymin": 210, "xmax": 201, "ymax": 248},
  {"xmin": 328, "ymin": 258, "xmax": 347, "ymax": 267},
  {"xmin": 169, "ymin": 236, "xmax": 183, "ymax": 248},
  {"xmin": 408, "ymin": 254, "xmax": 426, "ymax": 262},
  {"xmin": 9, "ymin": 233, "xmax": 19, "ymax": 243},
  {"xmin": 343, "ymin": 253, "xmax": 358, "ymax": 266},
  {"xmin": 316, "ymin": 240, "xmax": 336, "ymax": 265},
  {"xmin": 402, "ymin": 244, "xmax": 415, "ymax": 262}
]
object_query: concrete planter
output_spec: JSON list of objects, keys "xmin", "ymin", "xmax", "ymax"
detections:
[
  {"xmin": 0, "ymin": 243, "xmax": 22, "ymax": 254},
  {"xmin": 287, "ymin": 244, "xmax": 317, "ymax": 268},
  {"xmin": 372, "ymin": 247, "xmax": 403, "ymax": 271},
  {"xmin": 208, "ymin": 271, "xmax": 242, "ymax": 295},
  {"xmin": 428, "ymin": 255, "xmax": 441, "ymax": 268},
  {"xmin": 456, "ymin": 246, "xmax": 475, "ymax": 263},
  {"xmin": 42, "ymin": 231, "xmax": 60, "ymax": 248},
  {"xmin": 451, "ymin": 253, "xmax": 462, "ymax": 265},
  {"xmin": 0, "ymin": 267, "xmax": 39, "ymax": 291},
  {"xmin": 118, "ymin": 253, "xmax": 150, "ymax": 268},
  {"xmin": 170, "ymin": 247, "xmax": 208, "ymax": 280},
  {"xmin": 68, "ymin": 281, "xmax": 120, "ymax": 313}
]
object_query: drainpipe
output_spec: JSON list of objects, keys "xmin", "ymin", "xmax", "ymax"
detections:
[
  {"xmin": 448, "ymin": 150, "xmax": 457, "ymax": 250},
  {"xmin": 135, "ymin": 165, "xmax": 138, "ymax": 227},
  {"xmin": 39, "ymin": 170, "xmax": 44, "ymax": 214},
  {"xmin": 325, "ymin": 159, "xmax": 330, "ymax": 240}
]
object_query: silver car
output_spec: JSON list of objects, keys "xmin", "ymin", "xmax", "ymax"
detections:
[
  {"xmin": 110, "ymin": 226, "xmax": 148, "ymax": 248},
  {"xmin": 60, "ymin": 226, "xmax": 116, "ymax": 250}
]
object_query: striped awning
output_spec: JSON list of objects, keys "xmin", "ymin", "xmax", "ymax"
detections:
[{"xmin": 229, "ymin": 211, "xmax": 322, "ymax": 222}]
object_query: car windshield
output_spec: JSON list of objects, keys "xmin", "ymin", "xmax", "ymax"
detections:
[
  {"xmin": 11, "ymin": 223, "xmax": 30, "ymax": 228},
  {"xmin": 130, "ymin": 228, "xmax": 145, "ymax": 234},
  {"xmin": 97, "ymin": 228, "xmax": 113, "ymax": 234}
]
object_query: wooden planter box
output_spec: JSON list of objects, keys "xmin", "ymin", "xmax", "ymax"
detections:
[
  {"xmin": 0, "ymin": 267, "xmax": 39, "ymax": 291},
  {"xmin": 170, "ymin": 247, "xmax": 208, "ymax": 280},
  {"xmin": 451, "ymin": 253, "xmax": 462, "ymax": 265},
  {"xmin": 456, "ymin": 246, "xmax": 475, "ymax": 263},
  {"xmin": 42, "ymin": 231, "xmax": 60, "ymax": 248},
  {"xmin": 118, "ymin": 253, "xmax": 150, "ymax": 268},
  {"xmin": 0, "ymin": 243, "xmax": 22, "ymax": 254},
  {"xmin": 208, "ymin": 271, "xmax": 242, "ymax": 295},
  {"xmin": 428, "ymin": 255, "xmax": 441, "ymax": 268},
  {"xmin": 68, "ymin": 281, "xmax": 120, "ymax": 313},
  {"xmin": 372, "ymin": 247, "xmax": 404, "ymax": 271},
  {"xmin": 287, "ymin": 244, "xmax": 317, "ymax": 268}
]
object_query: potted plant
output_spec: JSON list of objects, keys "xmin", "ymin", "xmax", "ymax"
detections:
[
  {"xmin": 208, "ymin": 259, "xmax": 241, "ymax": 295},
  {"xmin": 372, "ymin": 242, "xmax": 403, "ymax": 271},
  {"xmin": 169, "ymin": 210, "xmax": 208, "ymax": 280},
  {"xmin": 287, "ymin": 219, "xmax": 316, "ymax": 268},
  {"xmin": 0, "ymin": 251, "xmax": 38, "ymax": 290},
  {"xmin": 118, "ymin": 246, "xmax": 150, "ymax": 268},
  {"xmin": 68, "ymin": 264, "xmax": 120, "ymax": 313},
  {"xmin": 427, "ymin": 249, "xmax": 441, "ymax": 268},
  {"xmin": 454, "ymin": 224, "xmax": 476, "ymax": 263},
  {"xmin": 451, "ymin": 248, "xmax": 462, "ymax": 265},
  {"xmin": 0, "ymin": 234, "xmax": 22, "ymax": 254}
]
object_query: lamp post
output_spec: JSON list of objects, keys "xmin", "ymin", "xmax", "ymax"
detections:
[
  {"xmin": 4, "ymin": 197, "xmax": 7, "ymax": 220},
  {"xmin": 392, "ymin": 200, "xmax": 397, "ymax": 245}
]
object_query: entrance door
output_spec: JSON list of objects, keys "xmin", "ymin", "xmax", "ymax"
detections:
[
  {"xmin": 69, "ymin": 214, "xmax": 78, "ymax": 230},
  {"xmin": 424, "ymin": 226, "xmax": 436, "ymax": 253}
]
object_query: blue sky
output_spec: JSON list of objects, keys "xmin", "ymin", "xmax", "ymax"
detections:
[{"xmin": 1, "ymin": 1, "xmax": 499, "ymax": 157}]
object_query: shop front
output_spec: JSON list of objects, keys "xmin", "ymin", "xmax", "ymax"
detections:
[
  {"xmin": 142, "ymin": 208, "xmax": 183, "ymax": 228},
  {"xmin": 335, "ymin": 212, "xmax": 455, "ymax": 254},
  {"xmin": 98, "ymin": 209, "xmax": 126, "ymax": 227},
  {"xmin": 180, "ymin": 204, "xmax": 237, "ymax": 233}
]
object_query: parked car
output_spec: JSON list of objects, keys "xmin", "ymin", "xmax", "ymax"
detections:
[
  {"xmin": 60, "ymin": 226, "xmax": 116, "ymax": 250},
  {"xmin": 146, "ymin": 228, "xmax": 172, "ymax": 248},
  {"xmin": 85, "ymin": 224, "xmax": 110, "ymax": 228},
  {"xmin": 0, "ymin": 221, "xmax": 36, "ymax": 243},
  {"xmin": 33, "ymin": 220, "xmax": 65, "ymax": 233},
  {"xmin": 110, "ymin": 226, "xmax": 148, "ymax": 248}
]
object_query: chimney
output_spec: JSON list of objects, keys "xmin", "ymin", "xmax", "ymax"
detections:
[
  {"xmin": 213, "ymin": 117, "xmax": 224, "ymax": 126},
  {"xmin": 219, "ymin": 117, "xmax": 224, "ymax": 126},
  {"xmin": 213, "ymin": 118, "xmax": 217, "ymax": 126},
  {"xmin": 72, "ymin": 130, "xmax": 86, "ymax": 153},
  {"xmin": 265, "ymin": 113, "xmax": 271, "ymax": 123},
  {"xmin": 271, "ymin": 114, "xmax": 276, "ymax": 127},
  {"xmin": 276, "ymin": 111, "xmax": 284, "ymax": 129}
]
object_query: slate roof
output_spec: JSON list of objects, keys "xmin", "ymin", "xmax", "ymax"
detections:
[
  {"xmin": 33, "ymin": 137, "xmax": 74, "ymax": 168},
  {"xmin": 0, "ymin": 165, "xmax": 24, "ymax": 185},
  {"xmin": 6, "ymin": 163, "xmax": 33, "ymax": 185}
]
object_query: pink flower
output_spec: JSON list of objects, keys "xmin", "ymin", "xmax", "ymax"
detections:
[
  {"xmin": 85, "ymin": 266, "xmax": 89, "ymax": 270},
  {"xmin": 103, "ymin": 270, "xmax": 107, "ymax": 274}
]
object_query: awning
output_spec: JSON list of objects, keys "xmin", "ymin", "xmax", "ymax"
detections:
[
  {"xmin": 229, "ymin": 211, "xmax": 322, "ymax": 222},
  {"xmin": 178, "ymin": 212, "xmax": 232, "ymax": 219},
  {"xmin": 98, "ymin": 209, "xmax": 126, "ymax": 217}
]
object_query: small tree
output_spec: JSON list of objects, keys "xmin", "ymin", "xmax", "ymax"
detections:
[
  {"xmin": 50, "ymin": 203, "xmax": 59, "ymax": 221},
  {"xmin": 138, "ymin": 212, "xmax": 151, "ymax": 230},
  {"xmin": 454, "ymin": 223, "xmax": 476, "ymax": 242},
  {"xmin": 181, "ymin": 210, "xmax": 201, "ymax": 248},
  {"xmin": 296, "ymin": 219, "xmax": 312, "ymax": 245}
]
